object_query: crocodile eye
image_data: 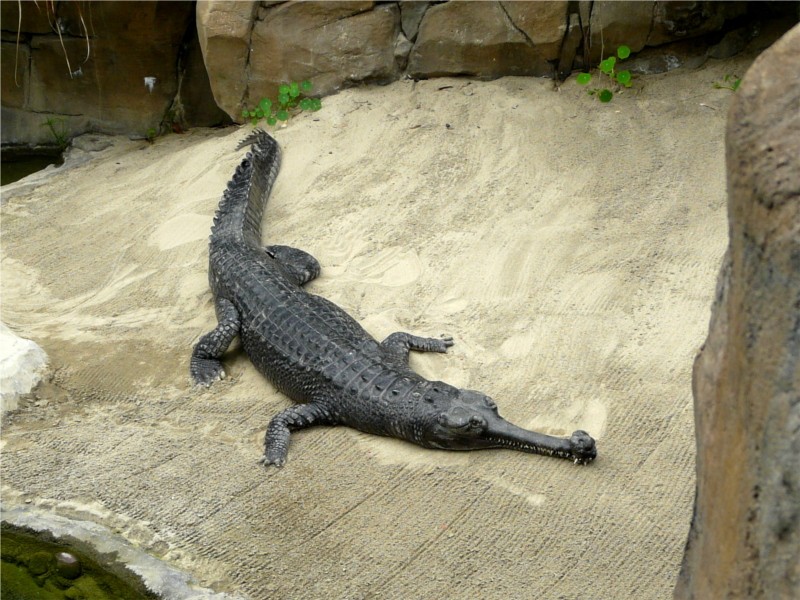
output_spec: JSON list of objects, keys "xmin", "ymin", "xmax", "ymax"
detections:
[
  {"xmin": 483, "ymin": 397, "xmax": 497, "ymax": 410},
  {"xmin": 470, "ymin": 415, "xmax": 485, "ymax": 428}
]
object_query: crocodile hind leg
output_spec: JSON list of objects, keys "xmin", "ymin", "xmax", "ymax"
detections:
[
  {"xmin": 260, "ymin": 402, "xmax": 332, "ymax": 467},
  {"xmin": 380, "ymin": 332, "xmax": 454, "ymax": 365},
  {"xmin": 190, "ymin": 297, "xmax": 240, "ymax": 386},
  {"xmin": 265, "ymin": 244, "xmax": 320, "ymax": 286}
]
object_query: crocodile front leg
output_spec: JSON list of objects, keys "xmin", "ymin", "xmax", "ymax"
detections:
[
  {"xmin": 261, "ymin": 402, "xmax": 332, "ymax": 467},
  {"xmin": 381, "ymin": 332, "xmax": 454, "ymax": 365},
  {"xmin": 190, "ymin": 297, "xmax": 240, "ymax": 386},
  {"xmin": 265, "ymin": 244, "xmax": 320, "ymax": 286}
]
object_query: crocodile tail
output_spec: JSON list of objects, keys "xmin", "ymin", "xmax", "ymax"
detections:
[{"xmin": 211, "ymin": 128, "xmax": 281, "ymax": 246}]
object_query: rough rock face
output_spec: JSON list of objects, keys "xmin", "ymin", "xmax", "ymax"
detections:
[
  {"xmin": 399, "ymin": 1, "xmax": 429, "ymax": 42},
  {"xmin": 0, "ymin": 324, "xmax": 48, "ymax": 413},
  {"xmin": 3, "ymin": 1, "xmax": 794, "ymax": 140},
  {"xmin": 674, "ymin": 23, "xmax": 800, "ymax": 599},
  {"xmin": 173, "ymin": 23, "xmax": 233, "ymax": 130},
  {"xmin": 1, "ymin": 1, "xmax": 196, "ymax": 145},
  {"xmin": 407, "ymin": 1, "xmax": 567, "ymax": 79},
  {"xmin": 586, "ymin": 1, "xmax": 749, "ymax": 64},
  {"xmin": 587, "ymin": 0, "xmax": 655, "ymax": 62},
  {"xmin": 195, "ymin": 1, "xmax": 257, "ymax": 125},
  {"xmin": 192, "ymin": 0, "xmax": 788, "ymax": 123},
  {"xmin": 648, "ymin": 1, "xmax": 748, "ymax": 47},
  {"xmin": 249, "ymin": 1, "xmax": 399, "ymax": 103},
  {"xmin": 198, "ymin": 1, "xmax": 398, "ymax": 118}
]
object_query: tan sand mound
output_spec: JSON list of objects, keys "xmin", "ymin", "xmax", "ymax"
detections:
[{"xmin": 1, "ymin": 56, "xmax": 745, "ymax": 598}]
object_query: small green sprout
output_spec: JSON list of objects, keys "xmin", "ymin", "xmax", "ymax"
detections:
[
  {"xmin": 41, "ymin": 117, "xmax": 69, "ymax": 150},
  {"xmin": 241, "ymin": 80, "xmax": 322, "ymax": 127},
  {"xmin": 713, "ymin": 74, "xmax": 741, "ymax": 92},
  {"xmin": 576, "ymin": 45, "xmax": 633, "ymax": 103}
]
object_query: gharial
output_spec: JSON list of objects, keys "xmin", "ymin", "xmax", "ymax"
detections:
[{"xmin": 191, "ymin": 130, "xmax": 597, "ymax": 467}]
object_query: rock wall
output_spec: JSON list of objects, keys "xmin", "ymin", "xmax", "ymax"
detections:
[
  {"xmin": 0, "ymin": 0, "xmax": 228, "ymax": 147},
  {"xmin": 674, "ymin": 23, "xmax": 800, "ymax": 599},
  {"xmin": 2, "ymin": 1, "xmax": 796, "ymax": 145},
  {"xmin": 197, "ymin": 0, "xmax": 794, "ymax": 123}
]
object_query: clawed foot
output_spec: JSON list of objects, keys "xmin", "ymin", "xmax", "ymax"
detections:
[
  {"xmin": 258, "ymin": 452, "xmax": 286, "ymax": 468},
  {"xmin": 425, "ymin": 335, "xmax": 454, "ymax": 353},
  {"xmin": 190, "ymin": 357, "xmax": 226, "ymax": 387}
]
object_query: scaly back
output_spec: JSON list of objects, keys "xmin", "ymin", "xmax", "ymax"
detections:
[{"xmin": 210, "ymin": 129, "xmax": 281, "ymax": 248}]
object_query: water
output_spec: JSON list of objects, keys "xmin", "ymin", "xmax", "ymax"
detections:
[
  {"xmin": 1, "ymin": 154, "xmax": 63, "ymax": 186},
  {"xmin": 0, "ymin": 525, "xmax": 157, "ymax": 600}
]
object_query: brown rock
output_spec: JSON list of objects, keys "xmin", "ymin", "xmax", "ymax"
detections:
[
  {"xmin": 1, "ymin": 1, "xmax": 194, "ymax": 144},
  {"xmin": 501, "ymin": 1, "xmax": 568, "ymax": 59},
  {"xmin": 399, "ymin": 1, "xmax": 429, "ymax": 42},
  {"xmin": 394, "ymin": 32, "xmax": 413, "ymax": 71},
  {"xmin": 27, "ymin": 31, "xmax": 181, "ymax": 127},
  {"xmin": 195, "ymin": 1, "xmax": 257, "ymax": 124},
  {"xmin": 175, "ymin": 22, "xmax": 232, "ymax": 128},
  {"xmin": 674, "ymin": 23, "xmax": 800, "ymax": 600},
  {"xmin": 1, "ymin": 40, "xmax": 28, "ymax": 109},
  {"xmin": 246, "ymin": 2, "xmax": 397, "ymax": 111},
  {"xmin": 408, "ymin": 1, "xmax": 559, "ymax": 79},
  {"xmin": 0, "ymin": 0, "xmax": 52, "ymax": 35},
  {"xmin": 648, "ymin": 1, "xmax": 747, "ymax": 47},
  {"xmin": 198, "ymin": 1, "xmax": 400, "ymax": 121},
  {"xmin": 624, "ymin": 38, "xmax": 710, "ymax": 75},
  {"xmin": 557, "ymin": 12, "xmax": 582, "ymax": 79},
  {"xmin": 587, "ymin": 0, "xmax": 653, "ymax": 63}
]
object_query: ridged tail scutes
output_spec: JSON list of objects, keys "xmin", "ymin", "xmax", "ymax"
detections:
[{"xmin": 210, "ymin": 128, "xmax": 281, "ymax": 246}]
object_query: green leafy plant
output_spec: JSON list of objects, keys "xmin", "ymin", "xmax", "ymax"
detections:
[
  {"xmin": 713, "ymin": 74, "xmax": 741, "ymax": 92},
  {"xmin": 145, "ymin": 127, "xmax": 158, "ymax": 144},
  {"xmin": 41, "ymin": 117, "xmax": 69, "ymax": 150},
  {"xmin": 242, "ymin": 80, "xmax": 322, "ymax": 126},
  {"xmin": 576, "ymin": 45, "xmax": 633, "ymax": 103}
]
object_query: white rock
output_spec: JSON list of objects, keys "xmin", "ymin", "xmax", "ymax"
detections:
[{"xmin": 0, "ymin": 323, "xmax": 49, "ymax": 412}]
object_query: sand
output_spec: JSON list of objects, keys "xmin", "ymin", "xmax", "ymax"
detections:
[{"xmin": 1, "ymin": 54, "xmax": 745, "ymax": 598}]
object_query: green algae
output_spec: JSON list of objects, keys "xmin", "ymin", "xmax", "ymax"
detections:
[{"xmin": 0, "ymin": 525, "xmax": 157, "ymax": 600}]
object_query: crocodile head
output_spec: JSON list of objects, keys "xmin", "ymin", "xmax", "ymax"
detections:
[{"xmin": 421, "ymin": 388, "xmax": 597, "ymax": 465}]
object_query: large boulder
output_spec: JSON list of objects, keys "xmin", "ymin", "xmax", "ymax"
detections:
[
  {"xmin": 197, "ymin": 0, "xmax": 399, "ymax": 121},
  {"xmin": 587, "ymin": 0, "xmax": 654, "ymax": 63},
  {"xmin": 674, "ymin": 23, "xmax": 800, "ymax": 599},
  {"xmin": 195, "ymin": 1, "xmax": 257, "ymax": 125},
  {"xmin": 648, "ymin": 1, "xmax": 748, "ymax": 47},
  {"xmin": 407, "ymin": 1, "xmax": 567, "ymax": 79},
  {"xmin": 248, "ymin": 1, "xmax": 398, "ymax": 104},
  {"xmin": 585, "ymin": 1, "xmax": 750, "ymax": 64}
]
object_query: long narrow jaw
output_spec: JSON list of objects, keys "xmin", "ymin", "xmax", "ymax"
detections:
[
  {"xmin": 484, "ymin": 418, "xmax": 597, "ymax": 465},
  {"xmin": 425, "ymin": 389, "xmax": 597, "ymax": 464}
]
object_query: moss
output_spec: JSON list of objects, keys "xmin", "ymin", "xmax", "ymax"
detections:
[{"xmin": 0, "ymin": 526, "xmax": 157, "ymax": 600}]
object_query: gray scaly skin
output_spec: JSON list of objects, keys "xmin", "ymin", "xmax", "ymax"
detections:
[{"xmin": 191, "ymin": 130, "xmax": 597, "ymax": 467}]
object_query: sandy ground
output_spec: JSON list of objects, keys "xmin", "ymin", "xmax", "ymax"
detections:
[{"xmin": 1, "ymin": 54, "xmax": 746, "ymax": 598}]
